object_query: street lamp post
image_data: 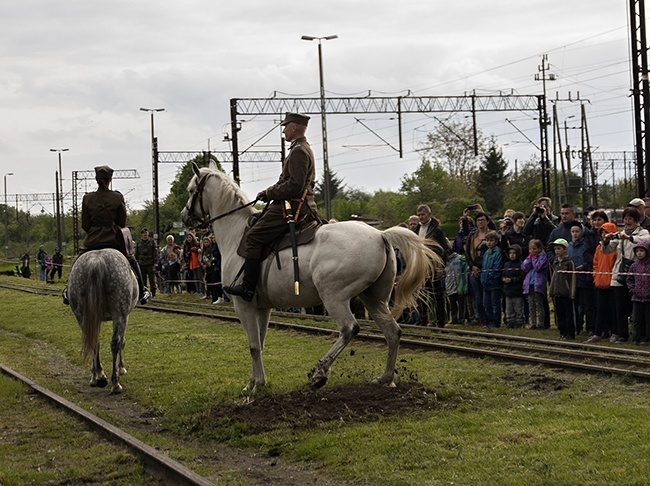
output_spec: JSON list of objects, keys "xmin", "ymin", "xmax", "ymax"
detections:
[
  {"xmin": 4, "ymin": 172, "xmax": 14, "ymax": 259},
  {"xmin": 301, "ymin": 34, "xmax": 338, "ymax": 220},
  {"xmin": 140, "ymin": 107, "xmax": 165, "ymax": 244},
  {"xmin": 50, "ymin": 148, "xmax": 68, "ymax": 251}
]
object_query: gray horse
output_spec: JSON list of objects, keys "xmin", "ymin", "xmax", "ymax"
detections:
[{"xmin": 68, "ymin": 249, "xmax": 138, "ymax": 394}]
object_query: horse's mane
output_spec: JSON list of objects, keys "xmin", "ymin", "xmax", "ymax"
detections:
[{"xmin": 194, "ymin": 166, "xmax": 253, "ymax": 215}]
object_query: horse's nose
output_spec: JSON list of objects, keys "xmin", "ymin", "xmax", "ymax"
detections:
[{"xmin": 180, "ymin": 208, "xmax": 190, "ymax": 226}]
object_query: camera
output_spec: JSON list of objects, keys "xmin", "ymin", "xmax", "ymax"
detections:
[
  {"xmin": 504, "ymin": 217, "xmax": 513, "ymax": 226},
  {"xmin": 535, "ymin": 206, "xmax": 545, "ymax": 214},
  {"xmin": 609, "ymin": 233, "xmax": 621, "ymax": 240},
  {"xmin": 467, "ymin": 204, "xmax": 478, "ymax": 210}
]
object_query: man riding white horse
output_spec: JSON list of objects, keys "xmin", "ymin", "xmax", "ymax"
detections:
[
  {"xmin": 63, "ymin": 165, "xmax": 151, "ymax": 305},
  {"xmin": 224, "ymin": 112, "xmax": 318, "ymax": 301}
]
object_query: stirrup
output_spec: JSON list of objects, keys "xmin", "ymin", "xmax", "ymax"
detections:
[{"xmin": 223, "ymin": 284, "xmax": 254, "ymax": 302}]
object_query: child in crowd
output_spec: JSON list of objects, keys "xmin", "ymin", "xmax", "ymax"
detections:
[
  {"xmin": 479, "ymin": 231, "xmax": 503, "ymax": 328},
  {"xmin": 588, "ymin": 221, "xmax": 618, "ymax": 342},
  {"xmin": 166, "ymin": 252, "xmax": 182, "ymax": 293},
  {"xmin": 521, "ymin": 239, "xmax": 548, "ymax": 330},
  {"xmin": 549, "ymin": 238, "xmax": 577, "ymax": 339},
  {"xmin": 445, "ymin": 251, "xmax": 470, "ymax": 324},
  {"xmin": 626, "ymin": 240, "xmax": 650, "ymax": 344},
  {"xmin": 502, "ymin": 244, "xmax": 526, "ymax": 328},
  {"xmin": 568, "ymin": 222, "xmax": 595, "ymax": 335}
]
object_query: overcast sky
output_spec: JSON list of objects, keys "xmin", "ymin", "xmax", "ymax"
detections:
[{"xmin": 0, "ymin": 0, "xmax": 638, "ymax": 216}]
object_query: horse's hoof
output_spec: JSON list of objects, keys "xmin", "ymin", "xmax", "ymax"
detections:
[
  {"xmin": 94, "ymin": 377, "xmax": 108, "ymax": 388},
  {"xmin": 119, "ymin": 367, "xmax": 127, "ymax": 376},
  {"xmin": 311, "ymin": 376, "xmax": 328, "ymax": 389},
  {"xmin": 110, "ymin": 384, "xmax": 123, "ymax": 394},
  {"xmin": 371, "ymin": 377, "xmax": 396, "ymax": 387}
]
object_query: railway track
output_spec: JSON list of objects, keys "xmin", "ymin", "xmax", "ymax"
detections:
[
  {"xmin": 0, "ymin": 364, "xmax": 213, "ymax": 485},
  {"xmin": 3, "ymin": 280, "xmax": 650, "ymax": 380}
]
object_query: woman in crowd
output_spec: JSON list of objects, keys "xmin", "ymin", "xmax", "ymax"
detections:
[{"xmin": 601, "ymin": 207, "xmax": 650, "ymax": 343}]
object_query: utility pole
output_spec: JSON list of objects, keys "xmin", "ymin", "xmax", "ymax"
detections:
[
  {"xmin": 50, "ymin": 148, "xmax": 68, "ymax": 254},
  {"xmin": 629, "ymin": 0, "xmax": 650, "ymax": 197},
  {"xmin": 140, "ymin": 108, "xmax": 165, "ymax": 244},
  {"xmin": 535, "ymin": 55, "xmax": 557, "ymax": 200}
]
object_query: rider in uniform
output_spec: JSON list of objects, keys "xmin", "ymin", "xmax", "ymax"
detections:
[
  {"xmin": 224, "ymin": 112, "xmax": 318, "ymax": 301},
  {"xmin": 63, "ymin": 165, "xmax": 151, "ymax": 305}
]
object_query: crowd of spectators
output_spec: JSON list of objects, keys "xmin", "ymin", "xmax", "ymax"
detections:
[
  {"xmin": 401, "ymin": 196, "xmax": 650, "ymax": 343},
  {"xmin": 154, "ymin": 228, "xmax": 227, "ymax": 305}
]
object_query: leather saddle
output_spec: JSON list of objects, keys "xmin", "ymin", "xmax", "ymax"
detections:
[{"xmin": 236, "ymin": 217, "xmax": 323, "ymax": 265}]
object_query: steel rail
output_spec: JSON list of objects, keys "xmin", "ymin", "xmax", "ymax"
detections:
[{"xmin": 0, "ymin": 363, "xmax": 214, "ymax": 486}]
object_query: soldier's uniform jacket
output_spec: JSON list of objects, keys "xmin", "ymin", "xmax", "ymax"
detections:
[
  {"xmin": 243, "ymin": 136, "xmax": 318, "ymax": 260},
  {"xmin": 135, "ymin": 237, "xmax": 158, "ymax": 266},
  {"xmin": 265, "ymin": 137, "xmax": 317, "ymax": 217},
  {"xmin": 81, "ymin": 186, "xmax": 127, "ymax": 250}
]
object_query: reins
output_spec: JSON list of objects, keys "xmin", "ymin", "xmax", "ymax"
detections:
[{"xmin": 188, "ymin": 172, "xmax": 261, "ymax": 228}]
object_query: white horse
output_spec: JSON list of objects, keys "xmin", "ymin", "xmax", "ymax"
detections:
[{"xmin": 181, "ymin": 163, "xmax": 440, "ymax": 391}]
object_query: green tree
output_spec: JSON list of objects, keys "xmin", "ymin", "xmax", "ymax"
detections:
[
  {"xmin": 502, "ymin": 157, "xmax": 543, "ymax": 213},
  {"xmin": 368, "ymin": 190, "xmax": 411, "ymax": 228},
  {"xmin": 476, "ymin": 138, "xmax": 510, "ymax": 214},
  {"xmin": 158, "ymin": 153, "xmax": 223, "ymax": 233},
  {"xmin": 314, "ymin": 170, "xmax": 346, "ymax": 211}
]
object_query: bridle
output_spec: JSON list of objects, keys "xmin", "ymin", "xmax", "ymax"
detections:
[{"xmin": 185, "ymin": 172, "xmax": 257, "ymax": 228}]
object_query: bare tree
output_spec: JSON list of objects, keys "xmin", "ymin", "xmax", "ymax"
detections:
[{"xmin": 420, "ymin": 119, "xmax": 487, "ymax": 187}]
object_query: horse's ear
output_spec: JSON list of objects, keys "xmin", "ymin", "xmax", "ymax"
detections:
[
  {"xmin": 192, "ymin": 162, "xmax": 201, "ymax": 178},
  {"xmin": 209, "ymin": 160, "xmax": 218, "ymax": 172}
]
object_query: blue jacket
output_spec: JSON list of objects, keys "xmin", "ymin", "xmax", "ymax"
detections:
[
  {"xmin": 480, "ymin": 246, "xmax": 504, "ymax": 291},
  {"xmin": 568, "ymin": 237, "xmax": 594, "ymax": 288}
]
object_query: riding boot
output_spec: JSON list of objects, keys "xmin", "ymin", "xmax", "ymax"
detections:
[
  {"xmin": 129, "ymin": 259, "xmax": 151, "ymax": 304},
  {"xmin": 223, "ymin": 258, "xmax": 261, "ymax": 302}
]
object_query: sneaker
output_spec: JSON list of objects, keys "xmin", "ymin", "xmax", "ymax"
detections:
[
  {"xmin": 586, "ymin": 335, "xmax": 602, "ymax": 343},
  {"xmin": 615, "ymin": 336, "xmax": 628, "ymax": 343},
  {"xmin": 609, "ymin": 334, "xmax": 619, "ymax": 343},
  {"xmin": 199, "ymin": 295, "xmax": 208, "ymax": 300},
  {"xmin": 212, "ymin": 297, "xmax": 225, "ymax": 305}
]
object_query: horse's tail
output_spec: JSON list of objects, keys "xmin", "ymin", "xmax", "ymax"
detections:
[
  {"xmin": 80, "ymin": 259, "xmax": 108, "ymax": 358},
  {"xmin": 382, "ymin": 226, "xmax": 443, "ymax": 318}
]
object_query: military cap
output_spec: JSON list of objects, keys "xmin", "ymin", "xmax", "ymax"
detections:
[
  {"xmin": 94, "ymin": 165, "xmax": 114, "ymax": 180},
  {"xmin": 280, "ymin": 112, "xmax": 310, "ymax": 127},
  {"xmin": 141, "ymin": 227, "xmax": 148, "ymax": 233}
]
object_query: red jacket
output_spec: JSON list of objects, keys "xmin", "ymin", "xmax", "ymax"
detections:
[{"xmin": 593, "ymin": 222, "xmax": 617, "ymax": 289}]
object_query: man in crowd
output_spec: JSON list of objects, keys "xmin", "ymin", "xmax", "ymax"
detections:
[
  {"xmin": 523, "ymin": 196, "xmax": 556, "ymax": 246},
  {"xmin": 546, "ymin": 204, "xmax": 582, "ymax": 263},
  {"xmin": 135, "ymin": 228, "xmax": 158, "ymax": 298},
  {"xmin": 412, "ymin": 204, "xmax": 450, "ymax": 327},
  {"xmin": 629, "ymin": 198, "xmax": 650, "ymax": 231}
]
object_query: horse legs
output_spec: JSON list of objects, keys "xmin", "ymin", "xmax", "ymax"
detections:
[
  {"xmin": 109, "ymin": 318, "xmax": 127, "ymax": 394},
  {"xmin": 238, "ymin": 305, "xmax": 271, "ymax": 393},
  {"xmin": 312, "ymin": 302, "xmax": 360, "ymax": 388},
  {"xmin": 89, "ymin": 344, "xmax": 108, "ymax": 388},
  {"xmin": 359, "ymin": 294, "xmax": 401, "ymax": 387}
]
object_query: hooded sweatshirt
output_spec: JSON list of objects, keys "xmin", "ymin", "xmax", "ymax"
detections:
[
  {"xmin": 626, "ymin": 239, "xmax": 650, "ymax": 302},
  {"xmin": 593, "ymin": 222, "xmax": 618, "ymax": 289}
]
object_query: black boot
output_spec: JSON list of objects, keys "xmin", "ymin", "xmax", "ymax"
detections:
[
  {"xmin": 223, "ymin": 258, "xmax": 261, "ymax": 302},
  {"xmin": 129, "ymin": 259, "xmax": 151, "ymax": 304}
]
